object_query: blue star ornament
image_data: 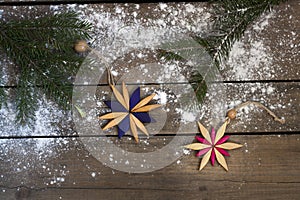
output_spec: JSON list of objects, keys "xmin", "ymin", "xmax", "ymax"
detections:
[{"xmin": 99, "ymin": 82, "xmax": 161, "ymax": 142}]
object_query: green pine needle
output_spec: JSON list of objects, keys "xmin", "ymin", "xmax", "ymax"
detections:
[
  {"xmin": 0, "ymin": 12, "xmax": 92, "ymax": 124},
  {"xmin": 189, "ymin": 71, "xmax": 208, "ymax": 103},
  {"xmin": 196, "ymin": 0, "xmax": 286, "ymax": 67},
  {"xmin": 158, "ymin": 0, "xmax": 285, "ymax": 104},
  {"xmin": 158, "ymin": 38, "xmax": 210, "ymax": 104}
]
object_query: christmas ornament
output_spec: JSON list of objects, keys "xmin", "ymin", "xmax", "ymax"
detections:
[
  {"xmin": 185, "ymin": 101, "xmax": 285, "ymax": 171},
  {"xmin": 99, "ymin": 82, "xmax": 161, "ymax": 142},
  {"xmin": 185, "ymin": 121, "xmax": 242, "ymax": 171}
]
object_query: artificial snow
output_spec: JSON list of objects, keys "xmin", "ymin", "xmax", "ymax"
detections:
[
  {"xmin": 153, "ymin": 91, "xmax": 168, "ymax": 105},
  {"xmin": 0, "ymin": 2, "xmax": 296, "ymax": 183},
  {"xmin": 223, "ymin": 12, "xmax": 276, "ymax": 81}
]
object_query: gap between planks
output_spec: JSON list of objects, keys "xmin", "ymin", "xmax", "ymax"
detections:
[
  {"xmin": 0, "ymin": 131, "xmax": 300, "ymax": 140},
  {"xmin": 0, "ymin": 0, "xmax": 210, "ymax": 6}
]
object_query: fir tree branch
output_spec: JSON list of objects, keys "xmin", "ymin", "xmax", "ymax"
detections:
[
  {"xmin": 158, "ymin": 0, "xmax": 286, "ymax": 105},
  {"xmin": 0, "ymin": 12, "xmax": 92, "ymax": 124},
  {"xmin": 16, "ymin": 68, "xmax": 38, "ymax": 124},
  {"xmin": 189, "ymin": 71, "xmax": 208, "ymax": 103},
  {"xmin": 158, "ymin": 38, "xmax": 212, "ymax": 104},
  {"xmin": 197, "ymin": 0, "xmax": 287, "ymax": 66}
]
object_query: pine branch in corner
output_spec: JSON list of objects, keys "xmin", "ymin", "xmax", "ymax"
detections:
[
  {"xmin": 195, "ymin": 0, "xmax": 286, "ymax": 67},
  {"xmin": 0, "ymin": 12, "xmax": 92, "ymax": 124}
]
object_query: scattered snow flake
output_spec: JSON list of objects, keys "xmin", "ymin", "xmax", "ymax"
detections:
[
  {"xmin": 175, "ymin": 108, "xmax": 197, "ymax": 123},
  {"xmin": 183, "ymin": 149, "xmax": 190, "ymax": 155},
  {"xmin": 185, "ymin": 4, "xmax": 195, "ymax": 13},
  {"xmin": 153, "ymin": 90, "xmax": 168, "ymax": 105},
  {"xmin": 266, "ymin": 86, "xmax": 275, "ymax": 94},
  {"xmin": 111, "ymin": 70, "xmax": 118, "ymax": 76},
  {"xmin": 159, "ymin": 3, "xmax": 168, "ymax": 11},
  {"xmin": 115, "ymin": 6, "xmax": 123, "ymax": 14}
]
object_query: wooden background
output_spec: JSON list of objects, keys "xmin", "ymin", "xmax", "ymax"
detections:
[{"xmin": 0, "ymin": 0, "xmax": 299, "ymax": 199}]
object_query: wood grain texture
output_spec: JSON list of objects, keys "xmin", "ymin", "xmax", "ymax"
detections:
[
  {"xmin": 221, "ymin": 0, "xmax": 300, "ymax": 81},
  {"xmin": 0, "ymin": 135, "xmax": 299, "ymax": 199},
  {"xmin": 0, "ymin": 0, "xmax": 188, "ymax": 3},
  {"xmin": 1, "ymin": 82, "xmax": 298, "ymax": 137},
  {"xmin": 2, "ymin": 184, "xmax": 300, "ymax": 200},
  {"xmin": 0, "ymin": 1, "xmax": 299, "ymax": 88},
  {"xmin": 0, "ymin": 1, "xmax": 299, "ymax": 84},
  {"xmin": 0, "ymin": 1, "xmax": 300, "ymax": 200}
]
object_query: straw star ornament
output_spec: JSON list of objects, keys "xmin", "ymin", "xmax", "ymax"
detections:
[
  {"xmin": 185, "ymin": 121, "xmax": 243, "ymax": 171},
  {"xmin": 99, "ymin": 82, "xmax": 161, "ymax": 142}
]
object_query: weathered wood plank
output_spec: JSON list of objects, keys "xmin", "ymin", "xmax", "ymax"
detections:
[
  {"xmin": 0, "ymin": 135, "xmax": 299, "ymax": 199},
  {"xmin": 0, "ymin": 1, "xmax": 299, "ymax": 200},
  {"xmin": 1, "ymin": 135, "xmax": 299, "ymax": 185},
  {"xmin": 79, "ymin": 81, "xmax": 300, "ymax": 135},
  {"xmin": 1, "ymin": 82, "xmax": 298, "ymax": 137},
  {"xmin": 0, "ymin": 0, "xmax": 184, "ymax": 3},
  {"xmin": 2, "ymin": 183, "xmax": 300, "ymax": 200},
  {"xmin": 0, "ymin": 1, "xmax": 299, "ymax": 85}
]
